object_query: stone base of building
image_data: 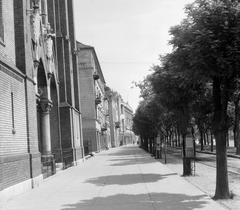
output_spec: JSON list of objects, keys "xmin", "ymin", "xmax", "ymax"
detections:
[
  {"xmin": 73, "ymin": 157, "xmax": 85, "ymax": 166},
  {"xmin": 75, "ymin": 146, "xmax": 84, "ymax": 161},
  {"xmin": 0, "ymin": 174, "xmax": 43, "ymax": 206}
]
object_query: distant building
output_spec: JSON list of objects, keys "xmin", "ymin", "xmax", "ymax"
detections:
[
  {"xmin": 76, "ymin": 42, "xmax": 110, "ymax": 153},
  {"xmin": 105, "ymin": 87, "xmax": 121, "ymax": 147},
  {"xmin": 120, "ymin": 101, "xmax": 136, "ymax": 145},
  {"xmin": 105, "ymin": 87, "xmax": 136, "ymax": 146}
]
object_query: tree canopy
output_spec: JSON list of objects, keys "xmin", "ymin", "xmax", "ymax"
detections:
[{"xmin": 133, "ymin": 0, "xmax": 240, "ymax": 199}]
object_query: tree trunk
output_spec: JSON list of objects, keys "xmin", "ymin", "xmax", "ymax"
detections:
[
  {"xmin": 141, "ymin": 136, "xmax": 144, "ymax": 149},
  {"xmin": 204, "ymin": 132, "xmax": 207, "ymax": 145},
  {"xmin": 234, "ymin": 99, "xmax": 240, "ymax": 155},
  {"xmin": 175, "ymin": 128, "xmax": 178, "ymax": 147},
  {"xmin": 211, "ymin": 133, "xmax": 214, "ymax": 152},
  {"xmin": 226, "ymin": 130, "xmax": 229, "ymax": 147},
  {"xmin": 164, "ymin": 135, "xmax": 167, "ymax": 164},
  {"xmin": 182, "ymin": 134, "xmax": 192, "ymax": 176},
  {"xmin": 153, "ymin": 137, "xmax": 156, "ymax": 156},
  {"xmin": 206, "ymin": 133, "xmax": 209, "ymax": 145},
  {"xmin": 212, "ymin": 77, "xmax": 230, "ymax": 200},
  {"xmin": 143, "ymin": 136, "xmax": 148, "ymax": 151},
  {"xmin": 200, "ymin": 131, "xmax": 204, "ymax": 150},
  {"xmin": 149, "ymin": 138, "xmax": 153, "ymax": 154},
  {"xmin": 177, "ymin": 125, "xmax": 181, "ymax": 147},
  {"xmin": 177, "ymin": 104, "xmax": 192, "ymax": 176},
  {"xmin": 146, "ymin": 138, "xmax": 149, "ymax": 152},
  {"xmin": 237, "ymin": 136, "xmax": 240, "ymax": 155},
  {"xmin": 233, "ymin": 124, "xmax": 237, "ymax": 147},
  {"xmin": 170, "ymin": 132, "xmax": 172, "ymax": 146},
  {"xmin": 213, "ymin": 130, "xmax": 230, "ymax": 199}
]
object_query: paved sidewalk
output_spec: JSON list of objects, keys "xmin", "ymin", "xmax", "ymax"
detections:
[{"xmin": 1, "ymin": 146, "xmax": 227, "ymax": 210}]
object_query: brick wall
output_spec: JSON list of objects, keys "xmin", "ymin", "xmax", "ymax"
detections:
[
  {"xmin": 13, "ymin": 0, "xmax": 26, "ymax": 73},
  {"xmin": 0, "ymin": 63, "xmax": 37, "ymax": 191},
  {"xmin": 83, "ymin": 130, "xmax": 97, "ymax": 153},
  {"xmin": 0, "ymin": 0, "xmax": 42, "ymax": 193},
  {"xmin": 0, "ymin": 66, "xmax": 27, "ymax": 156},
  {"xmin": 30, "ymin": 152, "xmax": 41, "ymax": 178},
  {"xmin": 0, "ymin": 154, "xmax": 30, "ymax": 191},
  {"xmin": 0, "ymin": 0, "xmax": 16, "ymax": 65},
  {"xmin": 79, "ymin": 66, "xmax": 95, "ymax": 121},
  {"xmin": 25, "ymin": 80, "xmax": 39, "ymax": 154},
  {"xmin": 0, "ymin": 62, "xmax": 42, "ymax": 187},
  {"xmin": 78, "ymin": 47, "xmax": 100, "ymax": 153},
  {"xmin": 0, "ymin": 153, "xmax": 41, "ymax": 191},
  {"xmin": 13, "ymin": 0, "xmax": 34, "ymax": 77}
]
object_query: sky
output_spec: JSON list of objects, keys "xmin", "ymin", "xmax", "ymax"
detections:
[{"xmin": 73, "ymin": 0, "xmax": 195, "ymax": 112}]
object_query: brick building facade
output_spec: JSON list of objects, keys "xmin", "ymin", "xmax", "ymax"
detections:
[
  {"xmin": 77, "ymin": 42, "xmax": 110, "ymax": 154},
  {"xmin": 0, "ymin": 0, "xmax": 136, "ymax": 204},
  {"xmin": 0, "ymin": 0, "xmax": 84, "ymax": 204}
]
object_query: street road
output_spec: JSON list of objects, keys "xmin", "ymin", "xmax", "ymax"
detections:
[{"xmin": 195, "ymin": 153, "xmax": 240, "ymax": 174}]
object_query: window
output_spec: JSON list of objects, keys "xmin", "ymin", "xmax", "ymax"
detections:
[{"xmin": 11, "ymin": 92, "xmax": 16, "ymax": 134}]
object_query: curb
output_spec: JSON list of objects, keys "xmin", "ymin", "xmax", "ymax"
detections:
[
  {"xmin": 167, "ymin": 146, "xmax": 240, "ymax": 159},
  {"xmin": 196, "ymin": 150, "xmax": 240, "ymax": 159}
]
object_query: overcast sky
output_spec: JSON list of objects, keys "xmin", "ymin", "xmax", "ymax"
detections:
[{"xmin": 73, "ymin": 0, "xmax": 194, "ymax": 112}]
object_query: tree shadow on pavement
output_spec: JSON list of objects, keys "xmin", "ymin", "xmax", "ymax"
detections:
[
  {"xmin": 60, "ymin": 192, "xmax": 211, "ymax": 210},
  {"xmin": 84, "ymin": 173, "xmax": 177, "ymax": 186},
  {"xmin": 104, "ymin": 147, "xmax": 158, "ymax": 167},
  {"xmin": 105, "ymin": 146, "xmax": 144, "ymax": 157},
  {"xmin": 106, "ymin": 155, "xmax": 157, "ymax": 167}
]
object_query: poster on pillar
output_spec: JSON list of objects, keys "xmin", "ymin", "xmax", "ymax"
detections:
[{"xmin": 183, "ymin": 134, "xmax": 195, "ymax": 158}]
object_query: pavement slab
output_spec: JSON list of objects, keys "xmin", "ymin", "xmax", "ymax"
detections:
[{"xmin": 0, "ymin": 146, "xmax": 228, "ymax": 210}]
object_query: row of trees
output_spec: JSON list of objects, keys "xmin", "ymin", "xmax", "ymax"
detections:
[{"xmin": 132, "ymin": 0, "xmax": 240, "ymax": 200}]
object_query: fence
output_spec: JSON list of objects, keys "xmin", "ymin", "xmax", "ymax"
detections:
[
  {"xmin": 83, "ymin": 140, "xmax": 92, "ymax": 156},
  {"xmin": 62, "ymin": 150, "xmax": 73, "ymax": 169},
  {"xmin": 41, "ymin": 156, "xmax": 56, "ymax": 178}
]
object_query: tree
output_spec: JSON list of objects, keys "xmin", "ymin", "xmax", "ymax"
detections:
[
  {"xmin": 132, "ymin": 99, "xmax": 159, "ymax": 152},
  {"xmin": 174, "ymin": 0, "xmax": 240, "ymax": 199},
  {"xmin": 133, "ymin": 76, "xmax": 178, "ymax": 155},
  {"xmin": 191, "ymin": 82, "xmax": 213, "ymax": 150},
  {"xmin": 134, "ymin": 0, "xmax": 240, "ymax": 199},
  {"xmin": 149, "ymin": 61, "xmax": 205, "ymax": 176},
  {"xmin": 132, "ymin": 74, "xmax": 159, "ymax": 152}
]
